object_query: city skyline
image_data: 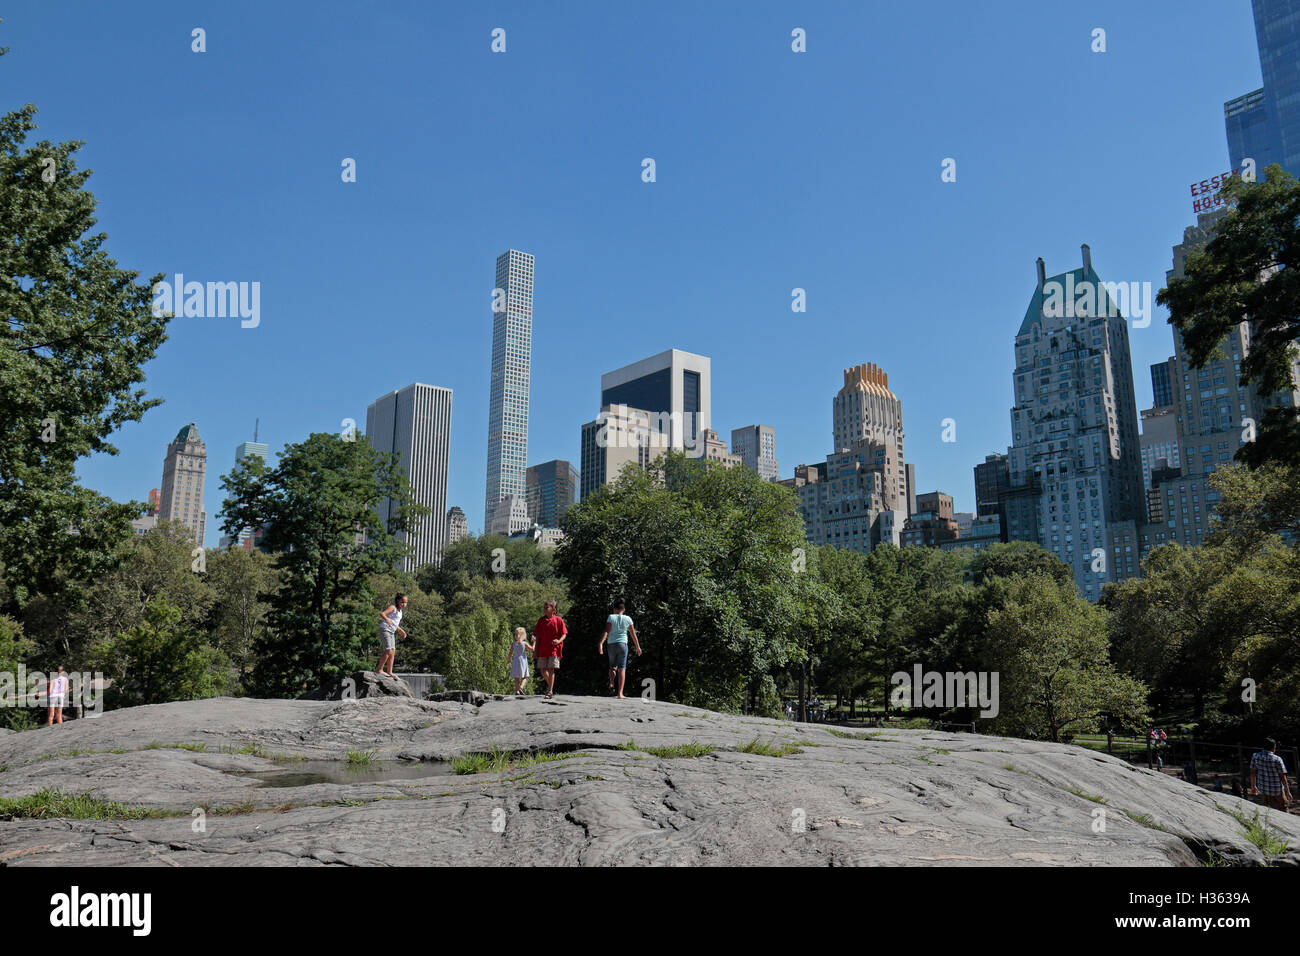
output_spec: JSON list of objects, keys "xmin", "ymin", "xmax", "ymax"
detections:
[{"xmin": 33, "ymin": 1, "xmax": 1273, "ymax": 544}]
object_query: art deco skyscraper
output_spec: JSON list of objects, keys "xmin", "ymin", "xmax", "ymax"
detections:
[
  {"xmin": 158, "ymin": 422, "xmax": 207, "ymax": 546},
  {"xmin": 1004, "ymin": 245, "xmax": 1145, "ymax": 600},
  {"xmin": 832, "ymin": 363, "xmax": 907, "ymax": 511},
  {"xmin": 788, "ymin": 363, "xmax": 909, "ymax": 554},
  {"xmin": 485, "ymin": 250, "xmax": 533, "ymax": 531},
  {"xmin": 368, "ymin": 383, "xmax": 454, "ymax": 572}
]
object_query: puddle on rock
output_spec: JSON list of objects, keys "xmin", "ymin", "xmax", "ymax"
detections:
[{"xmin": 235, "ymin": 760, "xmax": 455, "ymax": 788}]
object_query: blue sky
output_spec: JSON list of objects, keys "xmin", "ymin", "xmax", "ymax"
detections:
[{"xmin": 5, "ymin": 1, "xmax": 1264, "ymax": 542}]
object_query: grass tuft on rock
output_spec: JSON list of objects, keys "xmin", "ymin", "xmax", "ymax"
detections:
[
  {"xmin": 1224, "ymin": 805, "xmax": 1291, "ymax": 861},
  {"xmin": 1121, "ymin": 809, "xmax": 1169, "ymax": 832},
  {"xmin": 618, "ymin": 739, "xmax": 714, "ymax": 759},
  {"xmin": 450, "ymin": 748, "xmax": 573, "ymax": 775},
  {"xmin": 0, "ymin": 788, "xmax": 181, "ymax": 821},
  {"xmin": 738, "ymin": 739, "xmax": 803, "ymax": 757}
]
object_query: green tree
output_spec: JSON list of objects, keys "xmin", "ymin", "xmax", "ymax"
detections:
[
  {"xmin": 1103, "ymin": 543, "xmax": 1246, "ymax": 719},
  {"xmin": 41, "ymin": 521, "xmax": 215, "ymax": 667},
  {"xmin": 0, "ymin": 614, "xmax": 37, "ymax": 729},
  {"xmin": 556, "ymin": 455, "xmax": 806, "ymax": 710},
  {"xmin": 205, "ymin": 546, "xmax": 278, "ymax": 688},
  {"xmin": 1156, "ymin": 165, "xmax": 1300, "ymax": 467},
  {"xmin": 0, "ymin": 104, "xmax": 168, "ymax": 609},
  {"xmin": 978, "ymin": 574, "xmax": 1147, "ymax": 741},
  {"xmin": 1226, "ymin": 542, "xmax": 1300, "ymax": 740},
  {"xmin": 966, "ymin": 541, "xmax": 1073, "ymax": 587},
  {"xmin": 1204, "ymin": 462, "xmax": 1300, "ymax": 553},
  {"xmin": 417, "ymin": 534, "xmax": 559, "ymax": 601},
  {"xmin": 809, "ymin": 546, "xmax": 875, "ymax": 716},
  {"xmin": 445, "ymin": 605, "xmax": 512, "ymax": 694},
  {"xmin": 90, "ymin": 598, "xmax": 230, "ymax": 708},
  {"xmin": 220, "ymin": 432, "xmax": 427, "ymax": 696},
  {"xmin": 862, "ymin": 544, "xmax": 968, "ymax": 709}
]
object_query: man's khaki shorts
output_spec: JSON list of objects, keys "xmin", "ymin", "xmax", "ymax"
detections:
[
  {"xmin": 536, "ymin": 655, "xmax": 559, "ymax": 670},
  {"xmin": 1261, "ymin": 792, "xmax": 1289, "ymax": 811}
]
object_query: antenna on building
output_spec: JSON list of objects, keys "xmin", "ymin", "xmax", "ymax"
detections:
[{"xmin": 253, "ymin": 418, "xmax": 259, "ymax": 443}]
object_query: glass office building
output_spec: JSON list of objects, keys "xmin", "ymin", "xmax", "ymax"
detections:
[{"xmin": 1225, "ymin": 0, "xmax": 1300, "ymax": 178}]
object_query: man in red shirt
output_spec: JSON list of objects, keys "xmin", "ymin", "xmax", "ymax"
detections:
[{"xmin": 533, "ymin": 600, "xmax": 568, "ymax": 699}]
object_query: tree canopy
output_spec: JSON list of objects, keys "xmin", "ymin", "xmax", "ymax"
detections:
[{"xmin": 0, "ymin": 104, "xmax": 168, "ymax": 607}]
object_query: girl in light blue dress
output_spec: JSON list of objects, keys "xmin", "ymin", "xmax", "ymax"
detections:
[{"xmin": 509, "ymin": 627, "xmax": 535, "ymax": 695}]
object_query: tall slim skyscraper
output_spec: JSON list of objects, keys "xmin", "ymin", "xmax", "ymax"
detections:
[
  {"xmin": 731, "ymin": 425, "xmax": 778, "ymax": 481},
  {"xmin": 1226, "ymin": 0, "xmax": 1300, "ymax": 178},
  {"xmin": 485, "ymin": 249, "xmax": 533, "ymax": 531},
  {"xmin": 368, "ymin": 383, "xmax": 453, "ymax": 572},
  {"xmin": 1005, "ymin": 246, "xmax": 1145, "ymax": 600},
  {"xmin": 158, "ymin": 422, "xmax": 207, "ymax": 545}
]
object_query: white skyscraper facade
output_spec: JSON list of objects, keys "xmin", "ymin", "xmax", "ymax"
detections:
[
  {"xmin": 485, "ymin": 249, "xmax": 533, "ymax": 531},
  {"xmin": 731, "ymin": 425, "xmax": 778, "ymax": 481},
  {"xmin": 599, "ymin": 349, "xmax": 711, "ymax": 453},
  {"xmin": 367, "ymin": 383, "xmax": 454, "ymax": 572}
]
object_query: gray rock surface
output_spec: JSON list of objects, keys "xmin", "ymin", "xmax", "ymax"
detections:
[
  {"xmin": 301, "ymin": 670, "xmax": 414, "ymax": 701},
  {"xmin": 1, "ymin": 694, "xmax": 1296, "ymax": 867}
]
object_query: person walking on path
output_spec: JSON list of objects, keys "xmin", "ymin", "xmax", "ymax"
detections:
[
  {"xmin": 597, "ymin": 599, "xmax": 642, "ymax": 699},
  {"xmin": 46, "ymin": 665, "xmax": 68, "ymax": 726},
  {"xmin": 533, "ymin": 600, "xmax": 567, "ymax": 699},
  {"xmin": 377, "ymin": 594, "xmax": 408, "ymax": 678},
  {"xmin": 509, "ymin": 626, "xmax": 535, "ymax": 695},
  {"xmin": 1250, "ymin": 738, "xmax": 1293, "ymax": 812}
]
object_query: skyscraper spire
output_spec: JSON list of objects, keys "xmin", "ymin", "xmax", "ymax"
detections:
[{"xmin": 484, "ymin": 249, "xmax": 534, "ymax": 531}]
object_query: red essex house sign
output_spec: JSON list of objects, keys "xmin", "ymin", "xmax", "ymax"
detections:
[{"xmin": 1189, "ymin": 169, "xmax": 1240, "ymax": 214}]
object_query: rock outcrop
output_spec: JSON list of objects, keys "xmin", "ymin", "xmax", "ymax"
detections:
[
  {"xmin": 301, "ymin": 670, "xmax": 414, "ymax": 701},
  {"xmin": 0, "ymin": 694, "xmax": 1296, "ymax": 867}
]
